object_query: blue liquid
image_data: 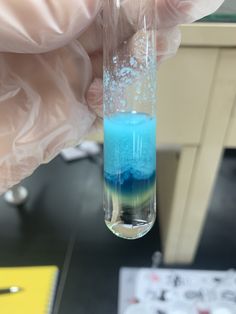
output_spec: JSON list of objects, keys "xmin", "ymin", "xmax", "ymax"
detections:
[{"xmin": 104, "ymin": 112, "xmax": 156, "ymax": 239}]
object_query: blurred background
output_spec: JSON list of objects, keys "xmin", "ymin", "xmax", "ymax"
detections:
[{"xmin": 0, "ymin": 1, "xmax": 236, "ymax": 314}]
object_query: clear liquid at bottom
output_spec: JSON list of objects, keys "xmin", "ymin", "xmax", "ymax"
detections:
[{"xmin": 104, "ymin": 112, "xmax": 156, "ymax": 239}]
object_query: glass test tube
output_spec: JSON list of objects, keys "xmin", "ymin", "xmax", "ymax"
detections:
[{"xmin": 103, "ymin": 0, "xmax": 157, "ymax": 239}]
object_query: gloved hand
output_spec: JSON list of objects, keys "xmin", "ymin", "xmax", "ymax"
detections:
[{"xmin": 0, "ymin": 0, "xmax": 224, "ymax": 194}]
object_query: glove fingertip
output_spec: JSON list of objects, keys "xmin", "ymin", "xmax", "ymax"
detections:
[{"xmin": 86, "ymin": 78, "xmax": 103, "ymax": 118}]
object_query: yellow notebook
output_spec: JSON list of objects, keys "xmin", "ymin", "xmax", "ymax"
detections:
[{"xmin": 0, "ymin": 266, "xmax": 58, "ymax": 314}]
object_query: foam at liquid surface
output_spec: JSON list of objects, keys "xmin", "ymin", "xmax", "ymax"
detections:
[{"xmin": 104, "ymin": 112, "xmax": 156, "ymax": 181}]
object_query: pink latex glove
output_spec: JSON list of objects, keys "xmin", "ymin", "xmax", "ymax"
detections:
[{"xmin": 0, "ymin": 0, "xmax": 224, "ymax": 194}]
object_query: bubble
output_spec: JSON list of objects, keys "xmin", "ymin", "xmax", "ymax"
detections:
[
  {"xmin": 130, "ymin": 57, "xmax": 137, "ymax": 67},
  {"xmin": 119, "ymin": 67, "xmax": 132, "ymax": 77}
]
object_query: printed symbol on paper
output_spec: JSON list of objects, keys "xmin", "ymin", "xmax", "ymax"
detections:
[
  {"xmin": 221, "ymin": 290, "xmax": 236, "ymax": 303},
  {"xmin": 173, "ymin": 275, "xmax": 183, "ymax": 287},
  {"xmin": 213, "ymin": 277, "xmax": 223, "ymax": 284},
  {"xmin": 159, "ymin": 290, "xmax": 168, "ymax": 301},
  {"xmin": 168, "ymin": 274, "xmax": 185, "ymax": 287},
  {"xmin": 185, "ymin": 290, "xmax": 204, "ymax": 301},
  {"xmin": 150, "ymin": 272, "xmax": 160, "ymax": 283}
]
